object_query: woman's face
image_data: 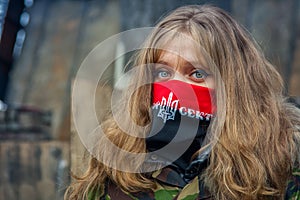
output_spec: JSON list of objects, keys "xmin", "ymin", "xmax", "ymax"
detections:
[{"xmin": 152, "ymin": 36, "xmax": 215, "ymax": 89}]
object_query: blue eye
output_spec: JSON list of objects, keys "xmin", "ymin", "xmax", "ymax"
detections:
[
  {"xmin": 190, "ymin": 69, "xmax": 208, "ymax": 81},
  {"xmin": 158, "ymin": 71, "xmax": 170, "ymax": 78},
  {"xmin": 194, "ymin": 71, "xmax": 205, "ymax": 78},
  {"xmin": 153, "ymin": 68, "xmax": 172, "ymax": 81}
]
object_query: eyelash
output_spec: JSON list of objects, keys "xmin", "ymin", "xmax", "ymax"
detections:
[
  {"xmin": 190, "ymin": 69, "xmax": 209, "ymax": 79},
  {"xmin": 153, "ymin": 68, "xmax": 172, "ymax": 79}
]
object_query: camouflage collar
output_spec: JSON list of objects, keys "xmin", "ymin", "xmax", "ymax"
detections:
[
  {"xmin": 151, "ymin": 167, "xmax": 212, "ymax": 199},
  {"xmin": 147, "ymin": 145, "xmax": 210, "ymax": 187},
  {"xmin": 152, "ymin": 165, "xmax": 187, "ymax": 188}
]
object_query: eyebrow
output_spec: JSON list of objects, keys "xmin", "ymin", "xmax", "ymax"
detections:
[
  {"xmin": 156, "ymin": 60, "xmax": 170, "ymax": 66},
  {"xmin": 156, "ymin": 59, "xmax": 210, "ymax": 72}
]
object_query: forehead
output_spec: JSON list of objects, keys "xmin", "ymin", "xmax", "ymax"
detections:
[{"xmin": 156, "ymin": 34, "xmax": 208, "ymax": 67}]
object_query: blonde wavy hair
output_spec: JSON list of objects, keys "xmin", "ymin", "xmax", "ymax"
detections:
[{"xmin": 65, "ymin": 5, "xmax": 300, "ymax": 199}]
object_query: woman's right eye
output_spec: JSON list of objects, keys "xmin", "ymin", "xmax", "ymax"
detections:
[
  {"xmin": 153, "ymin": 68, "xmax": 172, "ymax": 81},
  {"xmin": 158, "ymin": 71, "xmax": 170, "ymax": 78}
]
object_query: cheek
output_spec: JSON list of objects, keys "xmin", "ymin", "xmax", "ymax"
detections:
[
  {"xmin": 191, "ymin": 77, "xmax": 214, "ymax": 89},
  {"xmin": 205, "ymin": 77, "xmax": 215, "ymax": 89}
]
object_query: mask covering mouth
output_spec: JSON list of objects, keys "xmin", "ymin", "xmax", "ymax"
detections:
[{"xmin": 146, "ymin": 80, "xmax": 215, "ymax": 177}]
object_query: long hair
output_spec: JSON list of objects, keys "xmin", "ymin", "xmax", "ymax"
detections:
[{"xmin": 65, "ymin": 5, "xmax": 300, "ymax": 199}]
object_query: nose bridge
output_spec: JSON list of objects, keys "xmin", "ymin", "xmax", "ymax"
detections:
[
  {"xmin": 172, "ymin": 71, "xmax": 186, "ymax": 82},
  {"xmin": 170, "ymin": 53, "xmax": 187, "ymax": 82},
  {"xmin": 172, "ymin": 54, "xmax": 185, "ymax": 74}
]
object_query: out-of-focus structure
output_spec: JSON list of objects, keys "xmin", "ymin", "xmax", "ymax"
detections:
[{"xmin": 0, "ymin": 0, "xmax": 299, "ymax": 199}]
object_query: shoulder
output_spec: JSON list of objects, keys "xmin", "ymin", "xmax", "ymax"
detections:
[
  {"xmin": 97, "ymin": 180, "xmax": 155, "ymax": 200},
  {"xmin": 101, "ymin": 174, "xmax": 211, "ymax": 200},
  {"xmin": 285, "ymin": 169, "xmax": 300, "ymax": 199}
]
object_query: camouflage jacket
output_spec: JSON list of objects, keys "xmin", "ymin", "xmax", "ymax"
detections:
[{"xmin": 88, "ymin": 167, "xmax": 300, "ymax": 200}]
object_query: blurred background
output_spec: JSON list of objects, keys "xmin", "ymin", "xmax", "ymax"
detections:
[{"xmin": 0, "ymin": 0, "xmax": 299, "ymax": 199}]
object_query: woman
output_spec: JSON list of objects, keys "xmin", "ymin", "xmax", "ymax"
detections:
[{"xmin": 66, "ymin": 5, "xmax": 300, "ymax": 199}]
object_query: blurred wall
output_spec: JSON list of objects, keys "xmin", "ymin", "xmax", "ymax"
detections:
[
  {"xmin": 2, "ymin": 0, "xmax": 120, "ymax": 199},
  {"xmin": 1, "ymin": 0, "xmax": 299, "ymax": 199}
]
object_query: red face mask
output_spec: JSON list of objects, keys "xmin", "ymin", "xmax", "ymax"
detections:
[
  {"xmin": 147, "ymin": 80, "xmax": 215, "ymax": 174},
  {"xmin": 152, "ymin": 80, "xmax": 215, "ymax": 121}
]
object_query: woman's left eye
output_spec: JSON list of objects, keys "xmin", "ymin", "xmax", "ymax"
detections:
[{"xmin": 190, "ymin": 69, "xmax": 208, "ymax": 80}]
